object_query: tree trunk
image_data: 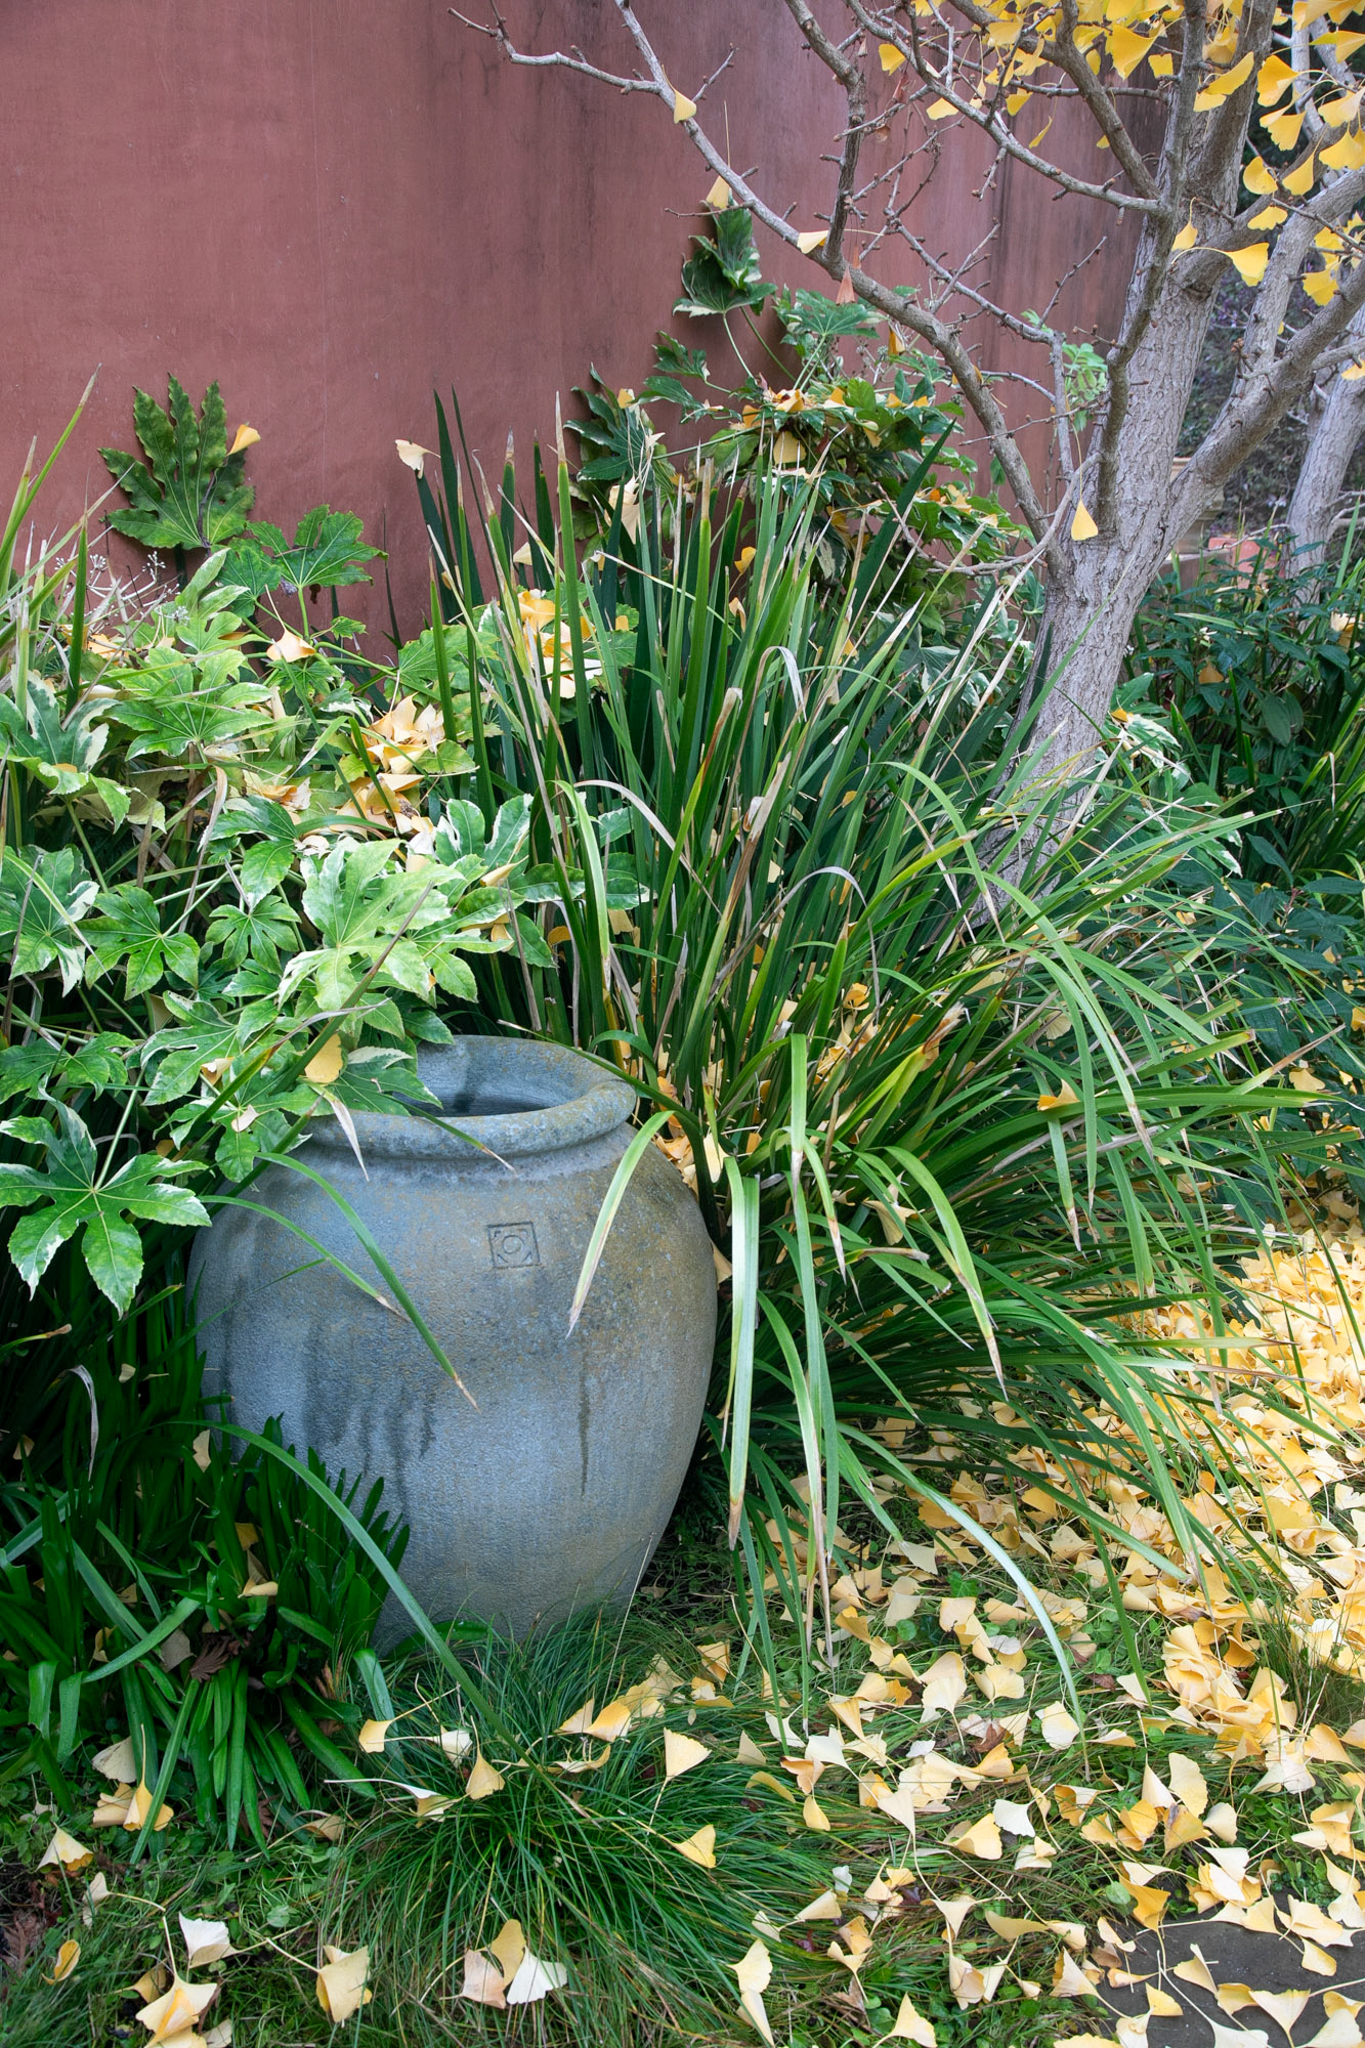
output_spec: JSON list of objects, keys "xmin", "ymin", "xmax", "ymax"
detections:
[
  {"xmin": 1029, "ymin": 266, "xmax": 1224, "ymax": 776},
  {"xmin": 1287, "ymin": 323, "xmax": 1365, "ymax": 572}
]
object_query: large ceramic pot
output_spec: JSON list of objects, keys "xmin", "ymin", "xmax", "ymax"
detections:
[{"xmin": 189, "ymin": 1038, "xmax": 717, "ymax": 1638}]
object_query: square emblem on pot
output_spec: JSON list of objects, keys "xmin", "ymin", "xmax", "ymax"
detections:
[{"xmin": 488, "ymin": 1220, "xmax": 540, "ymax": 1268}]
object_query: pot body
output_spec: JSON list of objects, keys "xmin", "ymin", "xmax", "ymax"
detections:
[{"xmin": 189, "ymin": 1039, "xmax": 716, "ymax": 1639}]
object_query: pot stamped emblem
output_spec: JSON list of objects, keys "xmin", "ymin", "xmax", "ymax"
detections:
[{"xmin": 487, "ymin": 1220, "xmax": 540, "ymax": 1269}]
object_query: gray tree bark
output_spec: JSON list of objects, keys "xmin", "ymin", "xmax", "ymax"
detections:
[
  {"xmin": 1287, "ymin": 311, "xmax": 1365, "ymax": 571},
  {"xmin": 1026, "ymin": 258, "xmax": 1225, "ymax": 775}
]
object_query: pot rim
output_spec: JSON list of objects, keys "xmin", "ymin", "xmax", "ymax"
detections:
[{"xmin": 307, "ymin": 1037, "xmax": 637, "ymax": 1163}]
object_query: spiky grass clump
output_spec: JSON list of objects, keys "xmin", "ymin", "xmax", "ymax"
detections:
[{"xmin": 325, "ymin": 1616, "xmax": 875, "ymax": 2046}]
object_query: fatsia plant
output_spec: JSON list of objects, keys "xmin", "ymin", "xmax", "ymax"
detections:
[
  {"xmin": 100, "ymin": 377, "xmax": 258, "ymax": 555},
  {"xmin": 415, "ymin": 430, "xmax": 1336, "ymax": 1674}
]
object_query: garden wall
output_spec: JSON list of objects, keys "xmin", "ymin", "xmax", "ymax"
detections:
[{"xmin": 6, "ymin": 1, "xmax": 1141, "ymax": 626}]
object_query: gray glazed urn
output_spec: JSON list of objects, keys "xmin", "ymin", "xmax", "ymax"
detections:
[{"xmin": 188, "ymin": 1038, "xmax": 717, "ymax": 1639}]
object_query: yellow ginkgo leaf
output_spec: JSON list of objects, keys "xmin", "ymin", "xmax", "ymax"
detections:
[
  {"xmin": 1226, "ymin": 241, "xmax": 1270, "ymax": 285},
  {"xmin": 304, "ymin": 1036, "xmax": 344, "ymax": 1085},
  {"xmin": 1243, "ymin": 154, "xmax": 1279, "ymax": 194},
  {"xmin": 796, "ymin": 229, "xmax": 827, "ymax": 254},
  {"xmin": 675, "ymin": 1823, "xmax": 718, "ymax": 1866},
  {"xmin": 38, "ymin": 1827, "xmax": 93, "ymax": 1873},
  {"xmin": 1038, "ymin": 1699, "xmax": 1081, "ymax": 1748},
  {"xmin": 315, "ymin": 1946, "xmax": 371, "ymax": 2024},
  {"xmin": 1206, "ymin": 1801, "xmax": 1238, "ymax": 1840},
  {"xmin": 1258, "ymin": 52, "xmax": 1296, "ymax": 104},
  {"xmin": 394, "ymin": 439, "xmax": 432, "ymax": 473},
  {"xmin": 706, "ymin": 176, "xmax": 731, "ymax": 208},
  {"xmin": 1265, "ymin": 107, "xmax": 1305, "ymax": 149},
  {"xmin": 136, "ymin": 1973, "xmax": 219, "ymax": 2042},
  {"xmin": 927, "ymin": 98, "xmax": 957, "ymax": 118},
  {"xmin": 44, "ymin": 1940, "xmax": 80, "ymax": 1983},
  {"xmin": 124, "ymin": 1782, "xmax": 174, "ymax": 1834},
  {"xmin": 1283, "ymin": 151, "xmax": 1316, "ymax": 195},
  {"xmin": 92, "ymin": 1737, "xmax": 138, "ymax": 1782},
  {"xmin": 1037, "ymin": 1081, "xmax": 1080, "ymax": 1113},
  {"xmin": 1150, "ymin": 51, "xmax": 1173, "ymax": 74},
  {"xmin": 879, "ymin": 40, "xmax": 906, "ymax": 72},
  {"xmin": 1321, "ymin": 88, "xmax": 1362, "ymax": 128},
  {"xmin": 1167, "ymin": 1752, "xmax": 1208, "ymax": 1816},
  {"xmin": 672, "ymin": 89, "xmax": 697, "ymax": 122},
  {"xmin": 1173, "ymin": 217, "xmax": 1198, "ymax": 250},
  {"xmin": 1109, "ymin": 25, "xmax": 1156, "ymax": 76},
  {"xmin": 179, "ymin": 1913, "xmax": 234, "ymax": 1966},
  {"xmin": 357, "ymin": 1718, "xmax": 392, "ymax": 1753},
  {"xmin": 505, "ymin": 1950, "xmax": 569, "ymax": 2005},
  {"xmin": 1131, "ymin": 1881, "xmax": 1171, "ymax": 1928},
  {"xmin": 585, "ymin": 1696, "xmax": 635, "ymax": 1742},
  {"xmin": 1147, "ymin": 1986, "xmax": 1184, "ymax": 2017},
  {"xmin": 1071, "ymin": 500, "xmax": 1099, "ymax": 542},
  {"xmin": 730, "ymin": 1940, "xmax": 775, "ymax": 2047},
  {"xmin": 1304, "ymin": 268, "xmax": 1340, "ymax": 306},
  {"xmin": 803, "ymin": 1792, "xmax": 831, "ymax": 1831},
  {"xmin": 466, "ymin": 1753, "xmax": 505, "ymax": 1799},
  {"xmin": 461, "ymin": 1950, "xmax": 506, "ymax": 2007},
  {"xmin": 1248, "ymin": 204, "xmax": 1287, "ymax": 228},
  {"xmin": 1193, "ymin": 50, "xmax": 1254, "ymax": 110},
  {"xmin": 949, "ymin": 1814, "xmax": 1004, "ymax": 1859},
  {"xmin": 663, "ymin": 1729, "xmax": 711, "ymax": 1780},
  {"xmin": 888, "ymin": 1993, "xmax": 937, "ymax": 2046},
  {"xmin": 1006, "ymin": 88, "xmax": 1030, "ymax": 113},
  {"xmin": 1322, "ymin": 129, "xmax": 1365, "ymax": 170},
  {"xmin": 267, "ymin": 628, "xmax": 315, "ymax": 664},
  {"xmin": 794, "ymin": 1888, "xmax": 845, "ymax": 1922},
  {"xmin": 229, "ymin": 424, "xmax": 260, "ymax": 455}
]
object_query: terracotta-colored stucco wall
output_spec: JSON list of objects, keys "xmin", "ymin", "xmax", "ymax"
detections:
[{"xmin": 3, "ymin": 2, "xmax": 1143, "ymax": 630}]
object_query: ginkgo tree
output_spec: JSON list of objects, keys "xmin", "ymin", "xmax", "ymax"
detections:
[{"xmin": 461, "ymin": 0, "xmax": 1365, "ymax": 776}]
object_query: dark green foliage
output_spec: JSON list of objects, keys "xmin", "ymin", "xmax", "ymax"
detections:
[
  {"xmin": 1129, "ymin": 542, "xmax": 1365, "ymax": 884},
  {"xmin": 222, "ymin": 506, "xmax": 380, "ymax": 606},
  {"xmin": 0, "ymin": 1248, "xmax": 407, "ymax": 1846},
  {"xmin": 100, "ymin": 379, "xmax": 255, "ymax": 553},
  {"xmin": 674, "ymin": 201, "xmax": 774, "ymax": 317}
]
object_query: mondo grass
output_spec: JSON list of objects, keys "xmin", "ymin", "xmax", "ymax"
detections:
[{"xmin": 322, "ymin": 1615, "xmax": 868, "ymax": 2046}]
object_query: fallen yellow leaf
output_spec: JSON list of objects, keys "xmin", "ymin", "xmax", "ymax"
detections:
[
  {"xmin": 1037, "ymin": 1700, "xmax": 1081, "ymax": 1748},
  {"xmin": 305, "ymin": 1036, "xmax": 344, "ymax": 1085},
  {"xmin": 315, "ymin": 1946, "xmax": 371, "ymax": 2023},
  {"xmin": 730, "ymin": 1939, "xmax": 774, "ymax": 2046},
  {"xmin": 179, "ymin": 1913, "xmax": 234, "ymax": 1966},
  {"xmin": 1037, "ymin": 1083, "xmax": 1080, "ymax": 1115},
  {"xmin": 466, "ymin": 1753, "xmax": 505, "ymax": 1799},
  {"xmin": 136, "ymin": 1972, "xmax": 219, "ymax": 2041},
  {"xmin": 44, "ymin": 1939, "xmax": 80, "ymax": 1983},
  {"xmin": 460, "ymin": 1949, "xmax": 506, "ymax": 2007},
  {"xmin": 888, "ymin": 1992, "xmax": 937, "ymax": 2045},
  {"xmin": 37, "ymin": 1827, "xmax": 93, "ymax": 1873},
  {"xmin": 674, "ymin": 1823, "xmax": 717, "ymax": 1867},
  {"xmin": 663, "ymin": 1729, "xmax": 711, "ymax": 1780}
]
